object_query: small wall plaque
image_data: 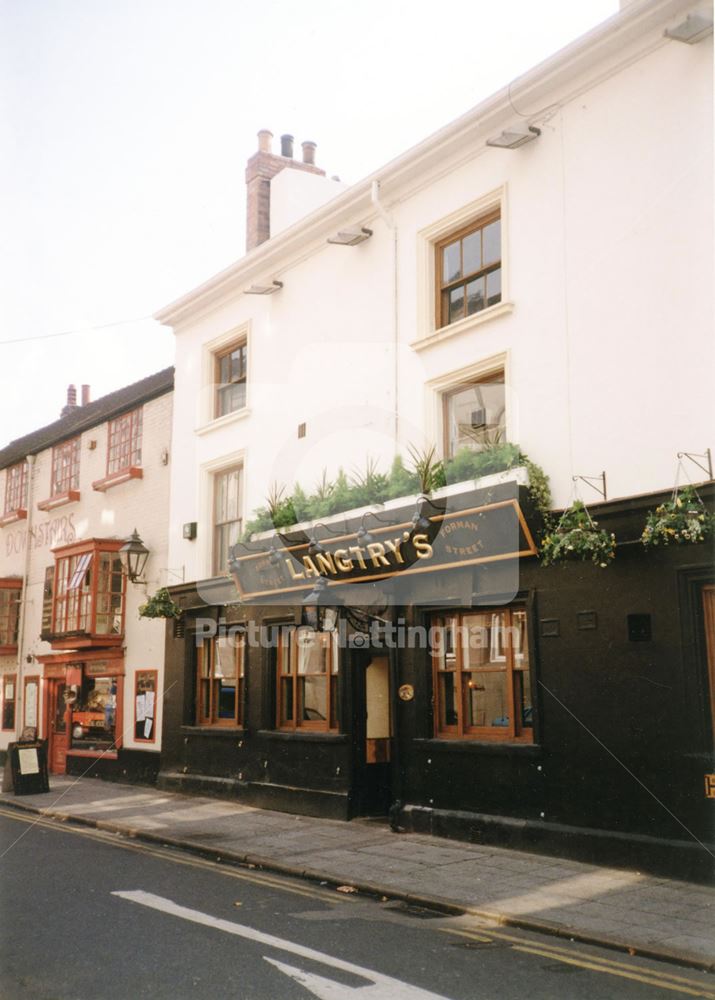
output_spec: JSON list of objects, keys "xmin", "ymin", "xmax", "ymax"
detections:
[
  {"xmin": 577, "ymin": 611, "xmax": 597, "ymax": 630},
  {"xmin": 540, "ymin": 618, "xmax": 560, "ymax": 638},
  {"xmin": 183, "ymin": 522, "xmax": 197, "ymax": 540},
  {"xmin": 398, "ymin": 684, "xmax": 415, "ymax": 702},
  {"xmin": 705, "ymin": 774, "xmax": 715, "ymax": 799}
]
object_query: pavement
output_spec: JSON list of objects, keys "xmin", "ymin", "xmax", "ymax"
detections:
[{"xmin": 3, "ymin": 775, "xmax": 714, "ymax": 973}]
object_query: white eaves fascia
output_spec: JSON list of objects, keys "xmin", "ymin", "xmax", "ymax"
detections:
[{"xmin": 154, "ymin": 0, "xmax": 696, "ymax": 330}]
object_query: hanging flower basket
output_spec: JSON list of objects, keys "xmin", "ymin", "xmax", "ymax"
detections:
[
  {"xmin": 540, "ymin": 501, "xmax": 616, "ymax": 568},
  {"xmin": 138, "ymin": 587, "xmax": 182, "ymax": 620},
  {"xmin": 641, "ymin": 485, "xmax": 714, "ymax": 548}
]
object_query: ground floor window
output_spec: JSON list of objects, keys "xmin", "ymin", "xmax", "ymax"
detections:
[
  {"xmin": 70, "ymin": 672, "xmax": 119, "ymax": 751},
  {"xmin": 2, "ymin": 674, "xmax": 16, "ymax": 730},
  {"xmin": 431, "ymin": 607, "xmax": 533, "ymax": 742},
  {"xmin": 196, "ymin": 633, "xmax": 245, "ymax": 727},
  {"xmin": 277, "ymin": 627, "xmax": 339, "ymax": 732}
]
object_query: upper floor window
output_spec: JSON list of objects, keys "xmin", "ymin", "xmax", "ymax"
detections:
[
  {"xmin": 51, "ymin": 437, "xmax": 81, "ymax": 496},
  {"xmin": 52, "ymin": 541, "xmax": 125, "ymax": 642},
  {"xmin": 213, "ymin": 465, "xmax": 242, "ymax": 576},
  {"xmin": 442, "ymin": 370, "xmax": 505, "ymax": 458},
  {"xmin": 196, "ymin": 634, "xmax": 245, "ymax": 727},
  {"xmin": 107, "ymin": 408, "xmax": 142, "ymax": 476},
  {"xmin": 277, "ymin": 627, "xmax": 339, "ymax": 732},
  {"xmin": 4, "ymin": 462, "xmax": 27, "ymax": 516},
  {"xmin": 431, "ymin": 608, "xmax": 533, "ymax": 743},
  {"xmin": 215, "ymin": 340, "xmax": 247, "ymax": 418},
  {"xmin": 436, "ymin": 211, "xmax": 501, "ymax": 329},
  {"xmin": 0, "ymin": 580, "xmax": 22, "ymax": 652}
]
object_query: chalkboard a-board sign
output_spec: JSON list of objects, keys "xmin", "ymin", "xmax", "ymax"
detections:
[{"xmin": 8, "ymin": 740, "xmax": 50, "ymax": 795}]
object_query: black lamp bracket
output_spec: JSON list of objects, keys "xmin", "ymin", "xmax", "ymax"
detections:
[
  {"xmin": 677, "ymin": 448, "xmax": 713, "ymax": 481},
  {"xmin": 572, "ymin": 472, "xmax": 607, "ymax": 502}
]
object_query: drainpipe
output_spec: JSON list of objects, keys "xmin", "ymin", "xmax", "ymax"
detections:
[
  {"xmin": 387, "ymin": 638, "xmax": 404, "ymax": 832},
  {"xmin": 15, "ymin": 454, "xmax": 36, "ymax": 739},
  {"xmin": 370, "ymin": 180, "xmax": 399, "ymax": 452}
]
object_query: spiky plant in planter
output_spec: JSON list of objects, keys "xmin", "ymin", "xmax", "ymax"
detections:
[
  {"xmin": 138, "ymin": 587, "xmax": 182, "ymax": 620},
  {"xmin": 641, "ymin": 486, "xmax": 714, "ymax": 548},
  {"xmin": 540, "ymin": 501, "xmax": 616, "ymax": 568}
]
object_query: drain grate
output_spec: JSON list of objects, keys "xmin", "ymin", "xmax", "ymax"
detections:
[{"xmin": 386, "ymin": 902, "xmax": 450, "ymax": 920}]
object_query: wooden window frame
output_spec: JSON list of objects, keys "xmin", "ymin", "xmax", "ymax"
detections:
[
  {"xmin": 2, "ymin": 462, "xmax": 28, "ymax": 522},
  {"xmin": 50, "ymin": 539, "xmax": 126, "ymax": 649},
  {"xmin": 431, "ymin": 608, "xmax": 533, "ymax": 744},
  {"xmin": 212, "ymin": 465, "xmax": 243, "ymax": 576},
  {"xmin": 0, "ymin": 579, "xmax": 22, "ymax": 653},
  {"xmin": 276, "ymin": 627, "xmax": 339, "ymax": 733},
  {"xmin": 93, "ymin": 409, "xmax": 143, "ymax": 491},
  {"xmin": 134, "ymin": 669, "xmax": 159, "ymax": 743},
  {"xmin": 435, "ymin": 210, "xmax": 501, "ymax": 330},
  {"xmin": 196, "ymin": 634, "xmax": 245, "ymax": 727},
  {"xmin": 1, "ymin": 673, "xmax": 16, "ymax": 731},
  {"xmin": 214, "ymin": 339, "xmax": 248, "ymax": 420},
  {"xmin": 38, "ymin": 438, "xmax": 81, "ymax": 510},
  {"xmin": 441, "ymin": 369, "xmax": 506, "ymax": 460}
]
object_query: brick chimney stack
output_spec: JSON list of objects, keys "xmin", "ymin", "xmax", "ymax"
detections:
[
  {"xmin": 245, "ymin": 130, "xmax": 326, "ymax": 251},
  {"xmin": 81, "ymin": 384, "xmax": 91, "ymax": 406},
  {"xmin": 61, "ymin": 384, "xmax": 78, "ymax": 418}
]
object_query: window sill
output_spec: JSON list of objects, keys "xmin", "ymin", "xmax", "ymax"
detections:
[
  {"xmin": 258, "ymin": 729, "xmax": 348, "ymax": 744},
  {"xmin": 195, "ymin": 407, "xmax": 251, "ymax": 436},
  {"xmin": 181, "ymin": 725, "xmax": 246, "ymax": 737},
  {"xmin": 413, "ymin": 737, "xmax": 541, "ymax": 756},
  {"xmin": 0, "ymin": 508, "xmax": 27, "ymax": 527},
  {"xmin": 411, "ymin": 300, "xmax": 514, "ymax": 352},
  {"xmin": 67, "ymin": 750, "xmax": 119, "ymax": 759},
  {"xmin": 37, "ymin": 490, "xmax": 80, "ymax": 512},
  {"xmin": 0, "ymin": 645, "xmax": 18, "ymax": 656},
  {"xmin": 92, "ymin": 467, "xmax": 143, "ymax": 492}
]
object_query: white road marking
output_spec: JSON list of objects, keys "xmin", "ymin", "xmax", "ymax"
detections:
[{"xmin": 113, "ymin": 890, "xmax": 451, "ymax": 999}]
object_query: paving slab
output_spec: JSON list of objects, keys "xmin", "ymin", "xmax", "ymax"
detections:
[{"xmin": 2, "ymin": 775, "xmax": 713, "ymax": 971}]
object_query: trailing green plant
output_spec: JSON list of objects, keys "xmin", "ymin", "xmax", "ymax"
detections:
[
  {"xmin": 641, "ymin": 486, "xmax": 714, "ymax": 548},
  {"xmin": 138, "ymin": 587, "xmax": 182, "ymax": 620},
  {"xmin": 540, "ymin": 501, "xmax": 616, "ymax": 568}
]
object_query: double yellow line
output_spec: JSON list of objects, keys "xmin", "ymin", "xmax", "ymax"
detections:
[
  {"xmin": 0, "ymin": 806, "xmax": 354, "ymax": 906},
  {"xmin": 441, "ymin": 927, "xmax": 715, "ymax": 998}
]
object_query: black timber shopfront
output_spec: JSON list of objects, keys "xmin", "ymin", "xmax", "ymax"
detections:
[{"xmin": 158, "ymin": 480, "xmax": 715, "ymax": 880}]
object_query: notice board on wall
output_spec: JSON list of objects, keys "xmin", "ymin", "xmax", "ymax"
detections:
[{"xmin": 7, "ymin": 740, "xmax": 50, "ymax": 795}]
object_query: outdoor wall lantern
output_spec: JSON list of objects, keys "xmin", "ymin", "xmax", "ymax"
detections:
[
  {"xmin": 356, "ymin": 510, "xmax": 391, "ymax": 547},
  {"xmin": 120, "ymin": 529, "xmax": 150, "ymax": 584},
  {"xmin": 486, "ymin": 124, "xmax": 541, "ymax": 149}
]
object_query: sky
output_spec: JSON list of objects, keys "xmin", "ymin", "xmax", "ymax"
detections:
[{"xmin": 0, "ymin": 0, "xmax": 617, "ymax": 444}]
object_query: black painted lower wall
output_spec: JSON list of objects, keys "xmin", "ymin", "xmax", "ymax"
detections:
[
  {"xmin": 159, "ymin": 485, "xmax": 715, "ymax": 882},
  {"xmin": 65, "ymin": 747, "xmax": 161, "ymax": 785}
]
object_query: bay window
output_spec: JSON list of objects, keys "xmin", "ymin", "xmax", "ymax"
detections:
[
  {"xmin": 51, "ymin": 540, "xmax": 125, "ymax": 645},
  {"xmin": 431, "ymin": 608, "xmax": 533, "ymax": 742}
]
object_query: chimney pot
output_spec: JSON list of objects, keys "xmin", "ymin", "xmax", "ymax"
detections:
[
  {"xmin": 280, "ymin": 134, "xmax": 294, "ymax": 158},
  {"xmin": 81, "ymin": 384, "xmax": 90, "ymax": 406},
  {"xmin": 67, "ymin": 385, "xmax": 77, "ymax": 406},
  {"xmin": 301, "ymin": 141, "xmax": 317, "ymax": 166},
  {"xmin": 257, "ymin": 129, "xmax": 273, "ymax": 154}
]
